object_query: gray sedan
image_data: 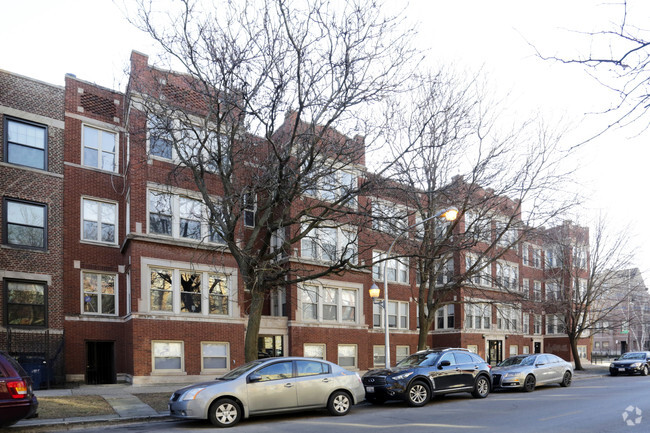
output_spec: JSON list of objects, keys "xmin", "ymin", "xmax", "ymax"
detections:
[
  {"xmin": 169, "ymin": 357, "xmax": 365, "ymax": 428},
  {"xmin": 491, "ymin": 353, "xmax": 573, "ymax": 392}
]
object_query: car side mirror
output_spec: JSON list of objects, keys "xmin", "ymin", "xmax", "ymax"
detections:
[
  {"xmin": 535, "ymin": 363, "xmax": 544, "ymax": 367},
  {"xmin": 248, "ymin": 373, "xmax": 262, "ymax": 383},
  {"xmin": 439, "ymin": 360, "xmax": 451, "ymax": 368}
]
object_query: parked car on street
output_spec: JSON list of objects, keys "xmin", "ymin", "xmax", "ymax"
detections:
[
  {"xmin": 169, "ymin": 357, "xmax": 364, "ymax": 428},
  {"xmin": 361, "ymin": 348, "xmax": 492, "ymax": 407},
  {"xmin": 491, "ymin": 353, "xmax": 573, "ymax": 392},
  {"xmin": 609, "ymin": 351, "xmax": 650, "ymax": 376},
  {"xmin": 0, "ymin": 351, "xmax": 38, "ymax": 427}
]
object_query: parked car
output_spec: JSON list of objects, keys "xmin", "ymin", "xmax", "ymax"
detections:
[
  {"xmin": 491, "ymin": 353, "xmax": 573, "ymax": 392},
  {"xmin": 0, "ymin": 351, "xmax": 38, "ymax": 427},
  {"xmin": 169, "ymin": 357, "xmax": 364, "ymax": 428},
  {"xmin": 609, "ymin": 351, "xmax": 650, "ymax": 376},
  {"xmin": 361, "ymin": 348, "xmax": 492, "ymax": 407}
]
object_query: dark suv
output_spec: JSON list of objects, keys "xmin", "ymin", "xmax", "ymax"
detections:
[
  {"xmin": 0, "ymin": 351, "xmax": 38, "ymax": 427},
  {"xmin": 362, "ymin": 348, "xmax": 492, "ymax": 407}
]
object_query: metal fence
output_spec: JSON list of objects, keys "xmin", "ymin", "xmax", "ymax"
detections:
[{"xmin": 2, "ymin": 328, "xmax": 65, "ymax": 389}]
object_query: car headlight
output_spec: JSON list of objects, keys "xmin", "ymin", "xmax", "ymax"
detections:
[
  {"xmin": 502, "ymin": 373, "xmax": 519, "ymax": 379},
  {"xmin": 609, "ymin": 363, "xmax": 615, "ymax": 368},
  {"xmin": 392, "ymin": 371, "xmax": 414, "ymax": 381},
  {"xmin": 182, "ymin": 387, "xmax": 206, "ymax": 400},
  {"xmin": 631, "ymin": 363, "xmax": 641, "ymax": 368}
]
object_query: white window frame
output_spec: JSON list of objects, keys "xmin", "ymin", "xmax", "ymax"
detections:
[
  {"xmin": 464, "ymin": 301, "xmax": 491, "ymax": 330},
  {"xmin": 373, "ymin": 345, "xmax": 386, "ymax": 367},
  {"xmin": 521, "ymin": 243, "xmax": 530, "ymax": 267},
  {"xmin": 337, "ymin": 344, "xmax": 357, "ymax": 369},
  {"xmin": 299, "ymin": 282, "xmax": 360, "ymax": 324},
  {"xmin": 371, "ymin": 199, "xmax": 407, "ymax": 235},
  {"xmin": 373, "ymin": 251, "xmax": 408, "ymax": 284},
  {"xmin": 81, "ymin": 271, "xmax": 118, "ymax": 316},
  {"xmin": 496, "ymin": 305, "xmax": 520, "ymax": 331},
  {"xmin": 546, "ymin": 282, "xmax": 561, "ymax": 301},
  {"xmin": 152, "ymin": 340, "xmax": 184, "ymax": 373},
  {"xmin": 534, "ymin": 314, "xmax": 542, "ymax": 334},
  {"xmin": 435, "ymin": 304, "xmax": 455, "ymax": 330},
  {"xmin": 533, "ymin": 281, "xmax": 542, "ymax": 301},
  {"xmin": 82, "ymin": 124, "xmax": 118, "ymax": 173},
  {"xmin": 396, "ymin": 345, "xmax": 410, "ymax": 363},
  {"xmin": 465, "ymin": 212, "xmax": 491, "ymax": 243},
  {"xmin": 301, "ymin": 224, "xmax": 358, "ymax": 264},
  {"xmin": 304, "ymin": 343, "xmax": 326, "ymax": 359},
  {"xmin": 465, "ymin": 253, "xmax": 491, "ymax": 287},
  {"xmin": 81, "ymin": 197, "xmax": 118, "ymax": 245},
  {"xmin": 496, "ymin": 260, "xmax": 518, "ymax": 290},
  {"xmin": 495, "ymin": 219, "xmax": 518, "ymax": 247},
  {"xmin": 201, "ymin": 342, "xmax": 230, "ymax": 372},
  {"xmin": 522, "ymin": 312, "xmax": 530, "ymax": 334},
  {"xmin": 532, "ymin": 248, "xmax": 542, "ymax": 268},
  {"xmin": 435, "ymin": 258, "xmax": 454, "ymax": 285}
]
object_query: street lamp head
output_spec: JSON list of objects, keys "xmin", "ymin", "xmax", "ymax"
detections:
[
  {"xmin": 440, "ymin": 207, "xmax": 458, "ymax": 222},
  {"xmin": 369, "ymin": 283, "xmax": 380, "ymax": 299}
]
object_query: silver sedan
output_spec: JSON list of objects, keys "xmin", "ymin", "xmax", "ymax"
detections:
[
  {"xmin": 169, "ymin": 357, "xmax": 365, "ymax": 427},
  {"xmin": 491, "ymin": 353, "xmax": 573, "ymax": 392}
]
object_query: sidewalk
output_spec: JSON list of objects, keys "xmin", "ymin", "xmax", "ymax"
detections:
[{"xmin": 10, "ymin": 383, "xmax": 182, "ymax": 432}]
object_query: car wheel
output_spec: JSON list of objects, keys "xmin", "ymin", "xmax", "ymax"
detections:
[
  {"xmin": 523, "ymin": 374, "xmax": 536, "ymax": 392},
  {"xmin": 367, "ymin": 396, "xmax": 385, "ymax": 405},
  {"xmin": 642, "ymin": 365, "xmax": 649, "ymax": 376},
  {"xmin": 472, "ymin": 375, "xmax": 490, "ymax": 398},
  {"xmin": 328, "ymin": 391, "xmax": 352, "ymax": 416},
  {"xmin": 208, "ymin": 398, "xmax": 242, "ymax": 428},
  {"xmin": 406, "ymin": 381, "xmax": 430, "ymax": 407},
  {"xmin": 560, "ymin": 371, "xmax": 572, "ymax": 387}
]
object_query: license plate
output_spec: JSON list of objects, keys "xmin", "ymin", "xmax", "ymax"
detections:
[
  {"xmin": 619, "ymin": 368, "xmax": 625, "ymax": 372},
  {"xmin": 365, "ymin": 386, "xmax": 375, "ymax": 393}
]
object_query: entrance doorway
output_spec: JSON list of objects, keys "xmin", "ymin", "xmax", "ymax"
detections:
[
  {"xmin": 488, "ymin": 340, "xmax": 503, "ymax": 365},
  {"xmin": 534, "ymin": 342, "xmax": 541, "ymax": 353},
  {"xmin": 258, "ymin": 335, "xmax": 283, "ymax": 358},
  {"xmin": 86, "ymin": 341, "xmax": 115, "ymax": 385}
]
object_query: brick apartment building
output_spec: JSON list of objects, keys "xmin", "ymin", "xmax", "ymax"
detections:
[
  {"xmin": 0, "ymin": 70, "xmax": 66, "ymax": 385},
  {"xmin": 1, "ymin": 52, "xmax": 590, "ymax": 386}
]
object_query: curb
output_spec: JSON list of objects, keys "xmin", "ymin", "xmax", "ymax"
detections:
[{"xmin": 10, "ymin": 414, "xmax": 171, "ymax": 432}]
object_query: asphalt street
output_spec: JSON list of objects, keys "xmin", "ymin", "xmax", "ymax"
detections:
[{"xmin": 61, "ymin": 375, "xmax": 650, "ymax": 433}]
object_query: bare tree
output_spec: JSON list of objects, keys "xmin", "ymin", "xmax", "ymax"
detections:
[
  {"xmin": 375, "ymin": 69, "xmax": 578, "ymax": 350},
  {"xmin": 543, "ymin": 217, "xmax": 638, "ymax": 370},
  {"xmin": 124, "ymin": 0, "xmax": 416, "ymax": 362}
]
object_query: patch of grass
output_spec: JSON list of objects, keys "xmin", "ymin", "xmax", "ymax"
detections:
[
  {"xmin": 38, "ymin": 396, "xmax": 115, "ymax": 419},
  {"xmin": 134, "ymin": 392, "xmax": 172, "ymax": 413}
]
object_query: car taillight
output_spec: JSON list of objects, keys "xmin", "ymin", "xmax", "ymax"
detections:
[
  {"xmin": 7, "ymin": 380, "xmax": 28, "ymax": 399},
  {"xmin": 488, "ymin": 364, "xmax": 492, "ymax": 370}
]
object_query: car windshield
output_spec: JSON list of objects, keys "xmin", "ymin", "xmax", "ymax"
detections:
[
  {"xmin": 396, "ymin": 352, "xmax": 441, "ymax": 367},
  {"xmin": 219, "ymin": 359, "xmax": 267, "ymax": 380},
  {"xmin": 620, "ymin": 352, "xmax": 645, "ymax": 360},
  {"xmin": 498, "ymin": 356, "xmax": 533, "ymax": 367}
]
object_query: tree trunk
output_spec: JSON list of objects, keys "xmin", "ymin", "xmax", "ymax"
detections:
[
  {"xmin": 417, "ymin": 315, "xmax": 434, "ymax": 351},
  {"xmin": 244, "ymin": 287, "xmax": 266, "ymax": 363},
  {"xmin": 570, "ymin": 336, "xmax": 583, "ymax": 370}
]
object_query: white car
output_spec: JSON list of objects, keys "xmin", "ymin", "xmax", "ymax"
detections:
[
  {"xmin": 491, "ymin": 353, "xmax": 573, "ymax": 392},
  {"xmin": 169, "ymin": 357, "xmax": 365, "ymax": 427}
]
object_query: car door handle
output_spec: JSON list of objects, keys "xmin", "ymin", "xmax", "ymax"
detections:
[
  {"xmin": 322, "ymin": 378, "xmax": 330, "ymax": 383},
  {"xmin": 284, "ymin": 383, "xmax": 294, "ymax": 388}
]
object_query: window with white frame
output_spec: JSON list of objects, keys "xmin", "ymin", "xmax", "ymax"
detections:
[
  {"xmin": 152, "ymin": 341, "xmax": 183, "ymax": 372},
  {"xmin": 338, "ymin": 344, "xmax": 357, "ymax": 368},
  {"xmin": 147, "ymin": 114, "xmax": 173, "ymax": 159},
  {"xmin": 546, "ymin": 282, "xmax": 561, "ymax": 301},
  {"xmin": 82, "ymin": 198, "xmax": 117, "ymax": 244},
  {"xmin": 148, "ymin": 265, "xmax": 232, "ymax": 315},
  {"xmin": 415, "ymin": 214, "xmax": 451, "ymax": 240},
  {"xmin": 532, "ymin": 248, "xmax": 542, "ymax": 268},
  {"xmin": 464, "ymin": 302, "xmax": 491, "ymax": 330},
  {"xmin": 149, "ymin": 191, "xmax": 173, "ymax": 236},
  {"xmin": 243, "ymin": 193, "xmax": 256, "ymax": 227},
  {"xmin": 522, "ymin": 312, "xmax": 530, "ymax": 334},
  {"xmin": 373, "ymin": 301, "xmax": 408, "ymax": 329},
  {"xmin": 317, "ymin": 170, "xmax": 357, "ymax": 203},
  {"xmin": 575, "ymin": 279, "xmax": 587, "ymax": 302},
  {"xmin": 372, "ymin": 251, "xmax": 408, "ymax": 284},
  {"xmin": 201, "ymin": 342, "xmax": 229, "ymax": 370},
  {"xmin": 573, "ymin": 245, "xmax": 588, "ymax": 269},
  {"xmin": 465, "ymin": 212, "xmax": 491, "ymax": 243},
  {"xmin": 533, "ymin": 281, "xmax": 542, "ymax": 301},
  {"xmin": 83, "ymin": 125, "xmax": 117, "ymax": 172},
  {"xmin": 521, "ymin": 244, "xmax": 530, "ymax": 266},
  {"xmin": 373, "ymin": 345, "xmax": 385, "ymax": 367},
  {"xmin": 495, "ymin": 220, "xmax": 518, "ymax": 247},
  {"xmin": 304, "ymin": 344, "xmax": 325, "ymax": 359},
  {"xmin": 465, "ymin": 253, "xmax": 491, "ymax": 286},
  {"xmin": 5, "ymin": 117, "xmax": 47, "ymax": 170},
  {"xmin": 371, "ymin": 200, "xmax": 407, "ymax": 235},
  {"xmin": 179, "ymin": 197, "xmax": 202, "ymax": 239},
  {"xmin": 436, "ymin": 258, "xmax": 454, "ymax": 285},
  {"xmin": 522, "ymin": 279, "xmax": 530, "ymax": 298},
  {"xmin": 396, "ymin": 346, "xmax": 410, "ymax": 363},
  {"xmin": 82, "ymin": 272, "xmax": 116, "ymax": 315},
  {"xmin": 270, "ymin": 287, "xmax": 286, "ymax": 317},
  {"xmin": 496, "ymin": 261, "xmax": 518, "ymax": 290},
  {"xmin": 546, "ymin": 314, "xmax": 565, "ymax": 335},
  {"xmin": 545, "ymin": 248, "xmax": 557, "ymax": 268},
  {"xmin": 523, "ymin": 345, "xmax": 530, "ymax": 354},
  {"xmin": 496, "ymin": 305, "xmax": 519, "ymax": 331},
  {"xmin": 509, "ymin": 345, "xmax": 518, "ymax": 356},
  {"xmin": 301, "ymin": 224, "xmax": 357, "ymax": 264},
  {"xmin": 436, "ymin": 304, "xmax": 455, "ymax": 329},
  {"xmin": 300, "ymin": 284, "xmax": 358, "ymax": 323},
  {"xmin": 534, "ymin": 315, "xmax": 542, "ymax": 334}
]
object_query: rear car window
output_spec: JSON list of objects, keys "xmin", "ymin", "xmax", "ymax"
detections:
[{"xmin": 1, "ymin": 352, "xmax": 29, "ymax": 376}]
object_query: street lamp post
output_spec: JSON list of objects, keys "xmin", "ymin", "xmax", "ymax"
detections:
[{"xmin": 369, "ymin": 207, "xmax": 458, "ymax": 369}]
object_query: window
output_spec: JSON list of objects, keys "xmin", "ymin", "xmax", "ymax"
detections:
[
  {"xmin": 436, "ymin": 304, "xmax": 455, "ymax": 330},
  {"xmin": 465, "ymin": 254, "xmax": 490, "ymax": 286},
  {"xmin": 304, "ymin": 344, "xmax": 325, "ymax": 359},
  {"xmin": 546, "ymin": 282, "xmax": 561, "ymax": 301},
  {"xmin": 464, "ymin": 302, "xmax": 491, "ymax": 330},
  {"xmin": 435, "ymin": 259, "xmax": 454, "ymax": 285},
  {"xmin": 82, "ymin": 272, "xmax": 116, "ymax": 315},
  {"xmin": 522, "ymin": 279, "xmax": 530, "ymax": 297},
  {"xmin": 5, "ymin": 117, "xmax": 47, "ymax": 170},
  {"xmin": 4, "ymin": 198, "xmax": 47, "ymax": 249},
  {"xmin": 82, "ymin": 198, "xmax": 117, "ymax": 244},
  {"xmin": 297, "ymin": 360, "xmax": 329, "ymax": 377},
  {"xmin": 496, "ymin": 305, "xmax": 519, "ymax": 331},
  {"xmin": 545, "ymin": 248, "xmax": 557, "ymax": 268},
  {"xmin": 534, "ymin": 315, "xmax": 542, "ymax": 334},
  {"xmin": 338, "ymin": 344, "xmax": 357, "ymax": 368},
  {"xmin": 243, "ymin": 193, "xmax": 256, "ymax": 227},
  {"xmin": 533, "ymin": 281, "xmax": 542, "ymax": 301},
  {"xmin": 4, "ymin": 280, "xmax": 46, "ymax": 327},
  {"xmin": 396, "ymin": 346, "xmax": 410, "ymax": 363},
  {"xmin": 373, "ymin": 345, "xmax": 385, "ymax": 367},
  {"xmin": 308, "ymin": 170, "xmax": 357, "ymax": 203},
  {"xmin": 83, "ymin": 125, "xmax": 117, "ymax": 172},
  {"xmin": 208, "ymin": 274, "xmax": 229, "ymax": 315},
  {"xmin": 148, "ymin": 114, "xmax": 173, "ymax": 159},
  {"xmin": 532, "ymin": 248, "xmax": 542, "ymax": 268},
  {"xmin": 465, "ymin": 212, "xmax": 491, "ymax": 243},
  {"xmin": 496, "ymin": 261, "xmax": 518, "ymax": 290},
  {"xmin": 152, "ymin": 341, "xmax": 183, "ymax": 372},
  {"xmin": 180, "ymin": 272, "xmax": 201, "ymax": 313},
  {"xmin": 150, "ymin": 268, "xmax": 173, "ymax": 312},
  {"xmin": 201, "ymin": 342, "xmax": 229, "ymax": 370},
  {"xmin": 546, "ymin": 315, "xmax": 565, "ymax": 335},
  {"xmin": 300, "ymin": 284, "xmax": 358, "ymax": 323},
  {"xmin": 179, "ymin": 197, "xmax": 201, "ymax": 240},
  {"xmin": 371, "ymin": 200, "xmax": 407, "ymax": 235},
  {"xmin": 522, "ymin": 313, "xmax": 530, "ymax": 334},
  {"xmin": 522, "ymin": 345, "xmax": 530, "ymax": 354},
  {"xmin": 495, "ymin": 220, "xmax": 517, "ymax": 247},
  {"xmin": 509, "ymin": 345, "xmax": 518, "ymax": 356},
  {"xmin": 374, "ymin": 300, "xmax": 409, "ymax": 329},
  {"xmin": 573, "ymin": 245, "xmax": 588, "ymax": 269},
  {"xmin": 521, "ymin": 244, "xmax": 530, "ymax": 266},
  {"xmin": 149, "ymin": 191, "xmax": 172, "ymax": 236},
  {"xmin": 373, "ymin": 251, "xmax": 408, "ymax": 284},
  {"xmin": 302, "ymin": 224, "xmax": 357, "ymax": 264},
  {"xmin": 256, "ymin": 361, "xmax": 292, "ymax": 381}
]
